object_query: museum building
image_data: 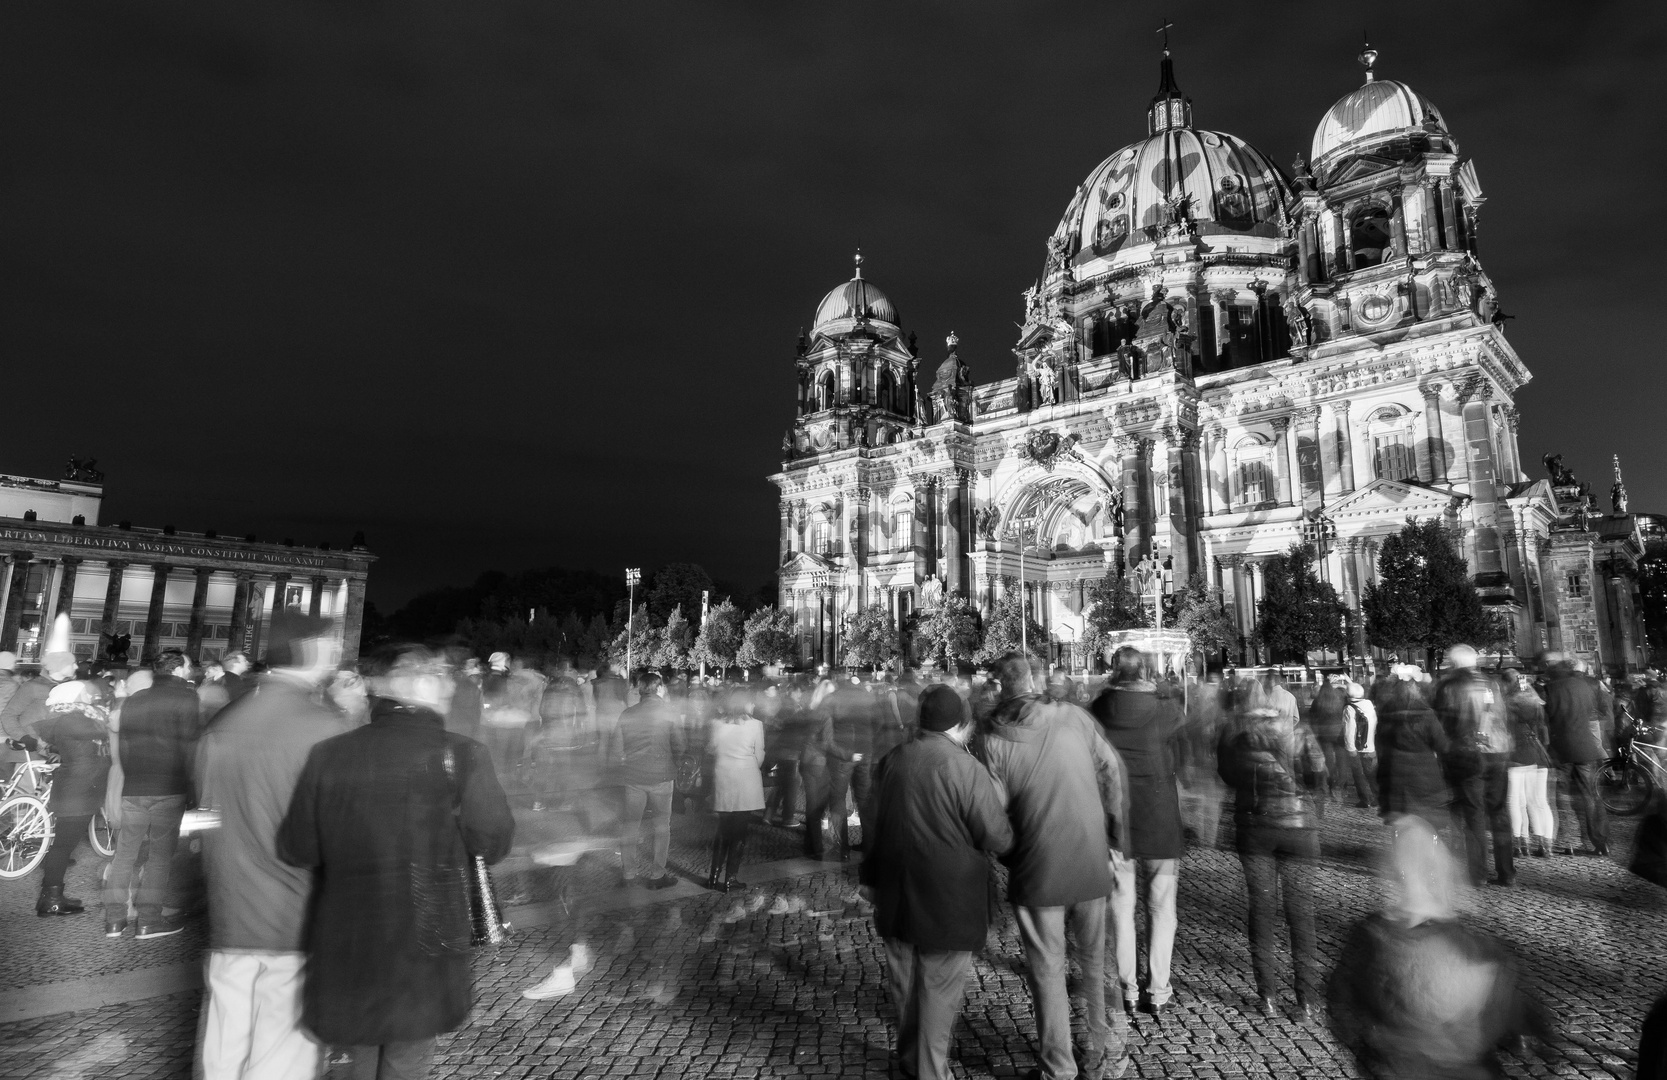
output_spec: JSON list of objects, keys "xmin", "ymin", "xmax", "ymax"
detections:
[
  {"xmin": 769, "ymin": 47, "xmax": 1650, "ymax": 674},
  {"xmin": 0, "ymin": 462, "xmax": 374, "ymax": 668}
]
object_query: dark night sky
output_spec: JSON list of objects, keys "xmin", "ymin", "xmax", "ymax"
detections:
[{"xmin": 5, "ymin": 1, "xmax": 1664, "ymax": 611}]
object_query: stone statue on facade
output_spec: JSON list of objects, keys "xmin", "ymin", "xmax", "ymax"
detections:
[
  {"xmin": 920, "ymin": 574, "xmax": 945, "ymax": 611},
  {"xmin": 1034, "ymin": 359, "xmax": 1058, "ymax": 405},
  {"xmin": 1542, "ymin": 453, "xmax": 1577, "ymax": 487},
  {"xmin": 64, "ymin": 457, "xmax": 104, "ymax": 484},
  {"xmin": 974, "ymin": 504, "xmax": 1000, "ymax": 540},
  {"xmin": 1612, "ymin": 455, "xmax": 1629, "ymax": 514},
  {"xmin": 930, "ymin": 332, "xmax": 972, "ymax": 423},
  {"xmin": 1283, "ymin": 296, "xmax": 1312, "ymax": 347}
]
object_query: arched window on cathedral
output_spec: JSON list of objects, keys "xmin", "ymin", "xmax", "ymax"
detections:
[
  {"xmin": 878, "ymin": 369, "xmax": 897, "ymax": 414},
  {"xmin": 1350, "ymin": 205, "xmax": 1393, "ymax": 269},
  {"xmin": 1368, "ymin": 406, "xmax": 1417, "ymax": 481},
  {"xmin": 891, "ymin": 496, "xmax": 914, "ymax": 554},
  {"xmin": 1231, "ymin": 435, "xmax": 1275, "ymax": 509},
  {"xmin": 817, "ymin": 371, "xmax": 835, "ymax": 412},
  {"xmin": 810, "ymin": 513, "xmax": 834, "ymax": 556}
]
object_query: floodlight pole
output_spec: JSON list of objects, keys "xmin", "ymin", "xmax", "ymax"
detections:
[{"xmin": 625, "ymin": 568, "xmax": 642, "ymax": 677}]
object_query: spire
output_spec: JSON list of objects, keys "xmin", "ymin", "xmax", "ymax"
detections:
[
  {"xmin": 1147, "ymin": 20, "xmax": 1193, "ymax": 134},
  {"xmin": 1612, "ymin": 455, "xmax": 1629, "ymax": 514},
  {"xmin": 853, "ymin": 249, "xmax": 864, "ymax": 280},
  {"xmin": 1358, "ymin": 37, "xmax": 1378, "ymax": 83}
]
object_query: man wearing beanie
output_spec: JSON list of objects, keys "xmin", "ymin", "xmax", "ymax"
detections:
[
  {"xmin": 1, "ymin": 646, "xmax": 79, "ymax": 773},
  {"xmin": 861, "ymin": 684, "xmax": 1013, "ymax": 1080}
]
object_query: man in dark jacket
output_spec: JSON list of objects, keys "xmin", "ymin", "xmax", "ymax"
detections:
[
  {"xmin": 1308, "ymin": 676, "xmax": 1350, "ymax": 801},
  {"xmin": 279, "ymin": 645, "xmax": 514, "ymax": 1080},
  {"xmin": 1542, "ymin": 652, "xmax": 1609, "ymax": 855},
  {"xmin": 1432, "ymin": 645, "xmax": 1516, "ymax": 886},
  {"xmin": 1091, "ymin": 648, "xmax": 1185, "ymax": 1017},
  {"xmin": 980, "ymin": 653, "xmax": 1129, "ymax": 1080},
  {"xmin": 810, "ymin": 677, "xmax": 878, "ymax": 858},
  {"xmin": 610, "ymin": 672, "xmax": 682, "ymax": 888},
  {"xmin": 861, "ymin": 685, "xmax": 1013, "ymax": 1080},
  {"xmin": 196, "ymin": 612, "xmax": 345, "ymax": 1080},
  {"xmin": 105, "ymin": 649, "xmax": 201, "ymax": 939}
]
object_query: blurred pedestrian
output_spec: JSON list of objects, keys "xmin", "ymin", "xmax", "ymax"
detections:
[
  {"xmin": 1, "ymin": 646, "xmax": 78, "ymax": 777},
  {"xmin": 196, "ymin": 611, "xmax": 346, "ymax": 1080},
  {"xmin": 327, "ymin": 669, "xmax": 371, "ymax": 728},
  {"xmin": 1432, "ymin": 646, "xmax": 1516, "ymax": 886},
  {"xmin": 1177, "ymin": 675, "xmax": 1227, "ymax": 849},
  {"xmin": 1218, "ymin": 676, "xmax": 1327, "ymax": 1019},
  {"xmin": 220, "ymin": 652, "xmax": 254, "ymax": 704},
  {"xmin": 812, "ymin": 675, "xmax": 878, "ymax": 858},
  {"xmin": 278, "ymin": 645, "xmax": 514, "ymax": 1080},
  {"xmin": 1542, "ymin": 651, "xmax": 1609, "ymax": 856},
  {"xmin": 861, "ymin": 685, "xmax": 1013, "ymax": 1080},
  {"xmin": 707, "ymin": 688, "xmax": 766, "ymax": 891},
  {"xmin": 980, "ymin": 653, "xmax": 1130, "ymax": 1080},
  {"xmin": 1501, "ymin": 665, "xmax": 1554, "ymax": 858},
  {"xmin": 611, "ymin": 672, "xmax": 681, "ymax": 889},
  {"xmin": 1328, "ymin": 815, "xmax": 1551, "ymax": 1079},
  {"xmin": 1310, "ymin": 676, "xmax": 1350, "ymax": 802},
  {"xmin": 1342, "ymin": 682, "xmax": 1379, "ymax": 809},
  {"xmin": 32, "ymin": 680, "xmax": 110, "ymax": 917},
  {"xmin": 1375, "ymin": 669, "xmax": 1450, "ymax": 829},
  {"xmin": 105, "ymin": 649, "xmax": 200, "ymax": 939},
  {"xmin": 1090, "ymin": 648, "xmax": 1184, "ymax": 1018}
]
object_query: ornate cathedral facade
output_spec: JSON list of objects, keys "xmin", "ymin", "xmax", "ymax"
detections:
[{"xmin": 769, "ymin": 47, "xmax": 1649, "ymax": 674}]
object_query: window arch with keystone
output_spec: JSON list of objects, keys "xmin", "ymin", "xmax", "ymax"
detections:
[
  {"xmin": 1367, "ymin": 405, "xmax": 1418, "ymax": 482},
  {"xmin": 1230, "ymin": 434, "xmax": 1276, "ymax": 509}
]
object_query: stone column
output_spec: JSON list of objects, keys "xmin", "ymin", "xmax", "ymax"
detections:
[
  {"xmin": 778, "ymin": 501, "xmax": 793, "ymax": 562},
  {"xmin": 141, "ymin": 564, "xmax": 171, "ymax": 664},
  {"xmin": 1165, "ymin": 428, "xmax": 1200, "ymax": 583},
  {"xmin": 1248, "ymin": 560, "xmax": 1267, "ymax": 664},
  {"xmin": 0, "ymin": 552, "xmax": 32, "ymax": 653},
  {"xmin": 1499, "ymin": 406, "xmax": 1523, "ymax": 482},
  {"xmin": 185, "ymin": 568, "xmax": 213, "ymax": 661},
  {"xmin": 271, "ymin": 572, "xmax": 292, "ymax": 615},
  {"xmin": 1334, "ymin": 400, "xmax": 1356, "ymax": 494},
  {"xmin": 944, "ymin": 470, "xmax": 969, "ymax": 598},
  {"xmin": 1459, "ymin": 383, "xmax": 1504, "ymax": 576},
  {"xmin": 1209, "ymin": 425, "xmax": 1229, "ymax": 512},
  {"xmin": 913, "ymin": 477, "xmax": 933, "ymax": 585},
  {"xmin": 1421, "ymin": 385, "xmax": 1448, "ymax": 483},
  {"xmin": 1272, "ymin": 417, "xmax": 1294, "ymax": 505},
  {"xmin": 95, "ymin": 560, "xmax": 127, "ymax": 662},
  {"xmin": 1116, "ymin": 435, "xmax": 1149, "ymax": 567},
  {"xmin": 227, "ymin": 574, "xmax": 253, "ymax": 656},
  {"xmin": 55, "ymin": 557, "xmax": 81, "ymax": 623},
  {"xmin": 341, "ymin": 577, "xmax": 368, "ymax": 667},
  {"xmin": 1296, "ymin": 407, "xmax": 1322, "ymax": 508},
  {"xmin": 309, "ymin": 575, "xmax": 328, "ymax": 617}
]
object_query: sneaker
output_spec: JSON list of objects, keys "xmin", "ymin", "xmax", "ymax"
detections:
[
  {"xmin": 104, "ymin": 919, "xmax": 128, "ymax": 938},
  {"xmin": 521, "ymin": 965, "xmax": 576, "ymax": 1000},
  {"xmin": 135, "ymin": 917, "xmax": 184, "ymax": 940}
]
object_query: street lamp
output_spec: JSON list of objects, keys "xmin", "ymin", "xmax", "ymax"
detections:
[
  {"xmin": 1007, "ymin": 515, "xmax": 1039, "ymax": 656},
  {"xmin": 625, "ymin": 567, "xmax": 642, "ymax": 676},
  {"xmin": 1300, "ymin": 512, "xmax": 1341, "ymax": 664}
]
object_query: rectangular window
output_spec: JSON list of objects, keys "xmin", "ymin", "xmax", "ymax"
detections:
[
  {"xmin": 115, "ymin": 620, "xmax": 132, "ymax": 635},
  {"xmin": 1235, "ymin": 459, "xmax": 1270, "ymax": 507},
  {"xmin": 69, "ymin": 618, "xmax": 88, "ymax": 634},
  {"xmin": 1568, "ymin": 574, "xmax": 1586, "ymax": 598},
  {"xmin": 1297, "ymin": 435, "xmax": 1323, "ymax": 496},
  {"xmin": 1373, "ymin": 434, "xmax": 1414, "ymax": 481}
]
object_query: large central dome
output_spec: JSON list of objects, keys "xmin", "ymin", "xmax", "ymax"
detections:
[{"xmin": 1052, "ymin": 53, "xmax": 1290, "ymax": 266}]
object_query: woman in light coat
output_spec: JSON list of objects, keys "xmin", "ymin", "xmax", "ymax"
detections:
[{"xmin": 707, "ymin": 688, "xmax": 766, "ymax": 892}]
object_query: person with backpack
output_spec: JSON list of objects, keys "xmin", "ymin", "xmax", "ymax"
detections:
[
  {"xmin": 1432, "ymin": 645, "xmax": 1516, "ymax": 887},
  {"xmin": 1218, "ymin": 674, "xmax": 1329, "ymax": 1020},
  {"xmin": 1341, "ymin": 683, "xmax": 1379, "ymax": 809}
]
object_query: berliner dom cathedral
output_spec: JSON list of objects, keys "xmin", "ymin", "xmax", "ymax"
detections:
[{"xmin": 769, "ymin": 44, "xmax": 1648, "ymax": 672}]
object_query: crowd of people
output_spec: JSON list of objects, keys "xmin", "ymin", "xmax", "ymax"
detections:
[{"xmin": 4, "ymin": 610, "xmax": 1667, "ymax": 1080}]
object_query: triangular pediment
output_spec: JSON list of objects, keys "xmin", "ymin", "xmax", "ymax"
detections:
[
  {"xmin": 779, "ymin": 550, "xmax": 837, "ymax": 576},
  {"xmin": 1324, "ymin": 154, "xmax": 1400, "ymax": 187},
  {"xmin": 1325, "ymin": 477, "xmax": 1466, "ymax": 519}
]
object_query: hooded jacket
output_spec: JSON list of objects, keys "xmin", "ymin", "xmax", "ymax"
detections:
[{"xmin": 1090, "ymin": 679, "xmax": 1185, "ymax": 859}]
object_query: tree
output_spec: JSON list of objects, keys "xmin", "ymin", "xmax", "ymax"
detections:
[
  {"xmin": 976, "ymin": 591, "xmax": 1047, "ymax": 663},
  {"xmin": 1172, "ymin": 574, "xmax": 1236, "ymax": 665},
  {"xmin": 736, "ymin": 607, "xmax": 798, "ymax": 670},
  {"xmin": 645, "ymin": 562, "xmax": 716, "ymax": 624},
  {"xmin": 1254, "ymin": 543, "xmax": 1349, "ymax": 663},
  {"xmin": 842, "ymin": 606, "xmax": 901, "ymax": 672},
  {"xmin": 691, "ymin": 598, "xmax": 745, "ymax": 675},
  {"xmin": 578, "ymin": 614, "xmax": 613, "ymax": 671},
  {"xmin": 656, "ymin": 604, "xmax": 695, "ymax": 671},
  {"xmin": 912, "ymin": 594, "xmax": 982, "ymax": 671},
  {"xmin": 1363, "ymin": 519, "xmax": 1507, "ymax": 663},
  {"xmin": 1083, "ymin": 570, "xmax": 1149, "ymax": 657},
  {"xmin": 606, "ymin": 610, "xmax": 661, "ymax": 673}
]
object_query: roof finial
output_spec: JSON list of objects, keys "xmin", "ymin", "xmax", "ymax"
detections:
[
  {"xmin": 1155, "ymin": 17, "xmax": 1174, "ymax": 55},
  {"xmin": 853, "ymin": 248, "xmax": 864, "ymax": 280},
  {"xmin": 1358, "ymin": 35, "xmax": 1378, "ymax": 82},
  {"xmin": 1612, "ymin": 455, "xmax": 1630, "ymax": 514}
]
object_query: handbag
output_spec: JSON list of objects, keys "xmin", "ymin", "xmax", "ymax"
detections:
[{"xmin": 441, "ymin": 745, "xmax": 511, "ymax": 947}]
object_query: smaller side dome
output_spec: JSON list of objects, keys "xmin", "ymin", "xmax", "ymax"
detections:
[
  {"xmin": 1313, "ymin": 76, "xmax": 1447, "ymax": 168},
  {"xmin": 812, "ymin": 252, "xmax": 899, "ymax": 332}
]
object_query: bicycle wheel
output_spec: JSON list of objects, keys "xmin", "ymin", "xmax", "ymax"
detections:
[
  {"xmin": 89, "ymin": 808, "xmax": 114, "ymax": 857},
  {"xmin": 1598, "ymin": 758, "xmax": 1652, "ymax": 817},
  {"xmin": 0, "ymin": 795, "xmax": 53, "ymax": 879}
]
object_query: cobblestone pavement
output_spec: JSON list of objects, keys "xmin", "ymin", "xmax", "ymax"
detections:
[{"xmin": 0, "ymin": 803, "xmax": 1660, "ymax": 1079}]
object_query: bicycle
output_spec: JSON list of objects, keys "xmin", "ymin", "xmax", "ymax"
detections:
[
  {"xmin": 1598, "ymin": 718, "xmax": 1667, "ymax": 816},
  {"xmin": 1, "ymin": 740, "xmax": 116, "ymax": 869}
]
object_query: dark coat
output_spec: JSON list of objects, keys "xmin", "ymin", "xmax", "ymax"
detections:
[
  {"xmin": 117, "ymin": 674, "xmax": 200, "ymax": 798},
  {"xmin": 1545, "ymin": 670, "xmax": 1606, "ymax": 765},
  {"xmin": 1309, "ymin": 683, "xmax": 1349, "ymax": 745},
  {"xmin": 1090, "ymin": 682, "xmax": 1185, "ymax": 859},
  {"xmin": 1217, "ymin": 711, "xmax": 1327, "ymax": 829},
  {"xmin": 860, "ymin": 731, "xmax": 1014, "ymax": 951},
  {"xmin": 1505, "ymin": 689, "xmax": 1551, "ymax": 769},
  {"xmin": 277, "ymin": 699, "xmax": 514, "ymax": 1046},
  {"xmin": 977, "ymin": 695, "xmax": 1127, "ymax": 907},
  {"xmin": 35, "ymin": 703, "xmax": 109, "ymax": 816},
  {"xmin": 1375, "ymin": 688, "xmax": 1451, "ymax": 820}
]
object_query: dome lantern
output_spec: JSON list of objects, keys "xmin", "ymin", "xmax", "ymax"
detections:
[{"xmin": 1147, "ymin": 22, "xmax": 1193, "ymax": 135}]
